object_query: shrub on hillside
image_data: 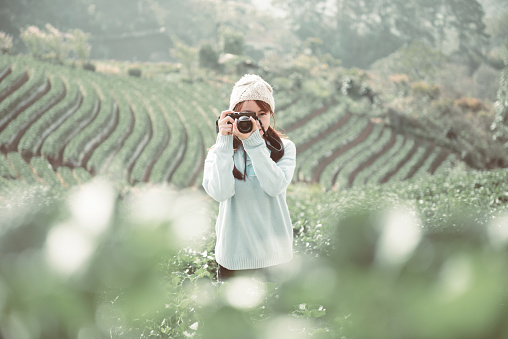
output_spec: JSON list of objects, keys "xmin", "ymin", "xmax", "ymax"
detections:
[
  {"xmin": 127, "ymin": 67, "xmax": 142, "ymax": 77},
  {"xmin": 83, "ymin": 62, "xmax": 96, "ymax": 72},
  {"xmin": 67, "ymin": 28, "xmax": 92, "ymax": 66},
  {"xmin": 20, "ymin": 26, "xmax": 46, "ymax": 58},
  {"xmin": 199, "ymin": 43, "xmax": 220, "ymax": 71},
  {"xmin": 43, "ymin": 24, "xmax": 71, "ymax": 63},
  {"xmin": 454, "ymin": 97, "xmax": 487, "ymax": 113},
  {"xmin": 170, "ymin": 36, "xmax": 198, "ymax": 81},
  {"xmin": 20, "ymin": 24, "xmax": 92, "ymax": 64},
  {"xmin": 0, "ymin": 32, "xmax": 13, "ymax": 55},
  {"xmin": 371, "ymin": 41, "xmax": 448, "ymax": 83},
  {"xmin": 410, "ymin": 81, "xmax": 440, "ymax": 100}
]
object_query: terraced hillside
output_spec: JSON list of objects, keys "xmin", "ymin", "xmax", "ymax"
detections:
[
  {"xmin": 0, "ymin": 55, "xmax": 465, "ymax": 192},
  {"xmin": 277, "ymin": 98, "xmax": 462, "ymax": 190}
]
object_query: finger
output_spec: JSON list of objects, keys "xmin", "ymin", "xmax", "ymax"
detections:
[
  {"xmin": 220, "ymin": 110, "xmax": 233, "ymax": 121},
  {"xmin": 232, "ymin": 120, "xmax": 244, "ymax": 138},
  {"xmin": 219, "ymin": 124, "xmax": 232, "ymax": 133},
  {"xmin": 250, "ymin": 117, "xmax": 259, "ymax": 130}
]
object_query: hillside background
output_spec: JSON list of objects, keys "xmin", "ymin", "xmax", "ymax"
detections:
[
  {"xmin": 2, "ymin": 1, "xmax": 508, "ymax": 338},
  {"xmin": 2, "ymin": 0, "xmax": 508, "ymax": 188}
]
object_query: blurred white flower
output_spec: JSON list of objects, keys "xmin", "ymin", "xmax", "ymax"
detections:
[
  {"xmin": 376, "ymin": 206, "xmax": 422, "ymax": 268},
  {"xmin": 488, "ymin": 215, "xmax": 508, "ymax": 249},
  {"xmin": 129, "ymin": 186, "xmax": 208, "ymax": 243},
  {"xmin": 69, "ymin": 179, "xmax": 115, "ymax": 238},
  {"xmin": 225, "ymin": 277, "xmax": 266, "ymax": 310},
  {"xmin": 263, "ymin": 315, "xmax": 311, "ymax": 339},
  {"xmin": 45, "ymin": 222, "xmax": 94, "ymax": 275},
  {"xmin": 437, "ymin": 255, "xmax": 473, "ymax": 301},
  {"xmin": 45, "ymin": 179, "xmax": 115, "ymax": 276}
]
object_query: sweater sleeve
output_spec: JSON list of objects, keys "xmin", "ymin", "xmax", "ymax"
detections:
[
  {"xmin": 243, "ymin": 131, "xmax": 296, "ymax": 197},
  {"xmin": 202, "ymin": 134, "xmax": 235, "ymax": 202}
]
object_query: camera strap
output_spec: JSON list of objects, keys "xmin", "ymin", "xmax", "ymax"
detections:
[{"xmin": 259, "ymin": 121, "xmax": 283, "ymax": 153}]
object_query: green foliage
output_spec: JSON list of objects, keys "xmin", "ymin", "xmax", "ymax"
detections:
[
  {"xmin": 0, "ymin": 180, "xmax": 209, "ymax": 338},
  {"xmin": 199, "ymin": 43, "xmax": 220, "ymax": 71},
  {"xmin": 127, "ymin": 67, "xmax": 142, "ymax": 77},
  {"xmin": 2, "ymin": 169, "xmax": 508, "ymax": 338},
  {"xmin": 83, "ymin": 62, "xmax": 95, "ymax": 71},
  {"xmin": 66, "ymin": 28, "xmax": 91, "ymax": 63},
  {"xmin": 170, "ymin": 36, "xmax": 198, "ymax": 81},
  {"xmin": 19, "ymin": 24, "xmax": 92, "ymax": 64},
  {"xmin": 491, "ymin": 67, "xmax": 508, "ymax": 142},
  {"xmin": 19, "ymin": 26, "xmax": 46, "ymax": 59},
  {"xmin": 372, "ymin": 41, "xmax": 449, "ymax": 83},
  {"xmin": 0, "ymin": 32, "xmax": 13, "ymax": 55},
  {"xmin": 218, "ymin": 25, "xmax": 244, "ymax": 56},
  {"xmin": 276, "ymin": 0, "xmax": 489, "ymax": 68}
]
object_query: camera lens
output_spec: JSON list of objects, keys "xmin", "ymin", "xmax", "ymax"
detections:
[{"xmin": 237, "ymin": 116, "xmax": 252, "ymax": 133}]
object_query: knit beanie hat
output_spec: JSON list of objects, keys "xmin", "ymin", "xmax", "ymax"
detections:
[{"xmin": 229, "ymin": 74, "xmax": 275, "ymax": 112}]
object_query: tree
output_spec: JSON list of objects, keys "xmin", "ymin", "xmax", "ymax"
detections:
[
  {"xmin": 199, "ymin": 43, "xmax": 219, "ymax": 71},
  {"xmin": 491, "ymin": 67, "xmax": 508, "ymax": 143},
  {"xmin": 67, "ymin": 29, "xmax": 92, "ymax": 65},
  {"xmin": 218, "ymin": 25, "xmax": 245, "ymax": 55},
  {"xmin": 0, "ymin": 32, "xmax": 13, "ymax": 54},
  {"xmin": 170, "ymin": 36, "xmax": 198, "ymax": 81},
  {"xmin": 274, "ymin": 0, "xmax": 490, "ymax": 68}
]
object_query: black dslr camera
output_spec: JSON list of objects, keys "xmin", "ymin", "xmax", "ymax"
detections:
[{"xmin": 216, "ymin": 112, "xmax": 258, "ymax": 134}]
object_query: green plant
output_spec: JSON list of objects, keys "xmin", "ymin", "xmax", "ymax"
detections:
[
  {"xmin": 199, "ymin": 43, "xmax": 220, "ymax": 71},
  {"xmin": 0, "ymin": 31, "xmax": 13, "ymax": 55},
  {"xmin": 127, "ymin": 67, "xmax": 142, "ymax": 77},
  {"xmin": 170, "ymin": 36, "xmax": 198, "ymax": 81},
  {"xmin": 20, "ymin": 26, "xmax": 46, "ymax": 58},
  {"xmin": 66, "ymin": 28, "xmax": 92, "ymax": 65}
]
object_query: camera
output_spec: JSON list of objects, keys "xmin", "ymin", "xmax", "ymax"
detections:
[{"xmin": 226, "ymin": 112, "xmax": 258, "ymax": 134}]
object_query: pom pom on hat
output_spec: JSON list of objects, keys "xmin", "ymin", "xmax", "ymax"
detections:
[{"xmin": 229, "ymin": 74, "xmax": 275, "ymax": 112}]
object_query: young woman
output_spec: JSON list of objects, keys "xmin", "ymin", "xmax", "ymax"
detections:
[{"xmin": 202, "ymin": 74, "xmax": 296, "ymax": 282}]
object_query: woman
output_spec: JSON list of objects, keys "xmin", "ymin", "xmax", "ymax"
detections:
[{"xmin": 202, "ymin": 74, "xmax": 296, "ymax": 282}]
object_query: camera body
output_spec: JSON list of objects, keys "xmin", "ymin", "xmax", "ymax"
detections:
[{"xmin": 226, "ymin": 111, "xmax": 258, "ymax": 134}]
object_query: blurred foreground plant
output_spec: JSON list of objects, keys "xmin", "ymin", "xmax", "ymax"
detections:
[
  {"xmin": 2, "ymin": 173, "xmax": 508, "ymax": 339},
  {"xmin": 0, "ymin": 179, "xmax": 209, "ymax": 338}
]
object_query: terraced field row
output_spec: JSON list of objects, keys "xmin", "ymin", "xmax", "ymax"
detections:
[
  {"xmin": 276, "ymin": 95, "xmax": 461, "ymax": 189},
  {"xmin": 0, "ymin": 55, "xmax": 464, "ymax": 191}
]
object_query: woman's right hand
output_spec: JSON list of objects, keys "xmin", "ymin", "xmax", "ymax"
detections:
[{"xmin": 217, "ymin": 110, "xmax": 234, "ymax": 136}]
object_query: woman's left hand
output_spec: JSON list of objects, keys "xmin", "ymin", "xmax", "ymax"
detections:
[{"xmin": 233, "ymin": 117, "xmax": 261, "ymax": 140}]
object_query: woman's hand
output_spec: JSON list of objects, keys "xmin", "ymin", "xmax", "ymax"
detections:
[
  {"xmin": 233, "ymin": 117, "xmax": 261, "ymax": 140},
  {"xmin": 217, "ymin": 110, "xmax": 234, "ymax": 136}
]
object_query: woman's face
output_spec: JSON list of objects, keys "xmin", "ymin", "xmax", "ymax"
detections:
[{"xmin": 239, "ymin": 100, "xmax": 271, "ymax": 134}]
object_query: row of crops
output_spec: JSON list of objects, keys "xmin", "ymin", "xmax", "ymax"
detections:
[
  {"xmin": 277, "ymin": 98, "xmax": 461, "ymax": 189},
  {"xmin": 0, "ymin": 55, "xmax": 465, "ymax": 193},
  {"xmin": 0, "ymin": 55, "xmax": 225, "ymax": 194}
]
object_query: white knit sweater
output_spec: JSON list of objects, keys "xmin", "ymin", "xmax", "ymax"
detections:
[{"xmin": 202, "ymin": 132, "xmax": 296, "ymax": 270}]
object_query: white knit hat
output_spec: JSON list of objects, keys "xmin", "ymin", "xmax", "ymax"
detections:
[{"xmin": 229, "ymin": 74, "xmax": 275, "ymax": 112}]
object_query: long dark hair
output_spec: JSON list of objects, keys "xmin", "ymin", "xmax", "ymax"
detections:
[{"xmin": 232, "ymin": 100, "xmax": 285, "ymax": 180}]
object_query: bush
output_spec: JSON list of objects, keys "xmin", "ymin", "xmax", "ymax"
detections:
[
  {"xmin": 199, "ymin": 43, "xmax": 219, "ymax": 70},
  {"xmin": 454, "ymin": 97, "xmax": 487, "ymax": 113},
  {"xmin": 218, "ymin": 25, "xmax": 244, "ymax": 55},
  {"xmin": 411, "ymin": 81, "xmax": 440, "ymax": 99},
  {"xmin": 20, "ymin": 26, "xmax": 46, "ymax": 58},
  {"xmin": 0, "ymin": 32, "xmax": 13, "ymax": 55},
  {"xmin": 67, "ymin": 29, "xmax": 92, "ymax": 64},
  {"xmin": 20, "ymin": 24, "xmax": 92, "ymax": 64},
  {"xmin": 127, "ymin": 67, "xmax": 142, "ymax": 77},
  {"xmin": 83, "ymin": 62, "xmax": 96, "ymax": 72},
  {"xmin": 43, "ymin": 24, "xmax": 70, "ymax": 63}
]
